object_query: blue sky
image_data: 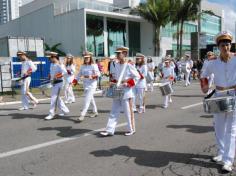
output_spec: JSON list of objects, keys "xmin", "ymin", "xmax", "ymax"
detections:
[
  {"xmin": 207, "ymin": 0, "xmax": 236, "ymax": 40},
  {"xmin": 208, "ymin": 0, "xmax": 236, "ymax": 10}
]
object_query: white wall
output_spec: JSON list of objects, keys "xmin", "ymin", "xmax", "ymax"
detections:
[{"xmin": 0, "ymin": 5, "xmax": 86, "ymax": 56}]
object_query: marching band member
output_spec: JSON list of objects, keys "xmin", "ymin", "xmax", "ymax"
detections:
[
  {"xmin": 201, "ymin": 31, "xmax": 236, "ymax": 173},
  {"xmin": 63, "ymin": 54, "xmax": 76, "ymax": 104},
  {"xmin": 100, "ymin": 47, "xmax": 140, "ymax": 136},
  {"xmin": 183, "ymin": 54, "xmax": 192, "ymax": 87},
  {"xmin": 201, "ymin": 51, "xmax": 215, "ymax": 94},
  {"xmin": 146, "ymin": 57, "xmax": 155, "ymax": 92},
  {"xmin": 135, "ymin": 53, "xmax": 148, "ymax": 114},
  {"xmin": 45, "ymin": 52, "xmax": 69, "ymax": 120},
  {"xmin": 74, "ymin": 51, "xmax": 100, "ymax": 122},
  {"xmin": 17, "ymin": 51, "xmax": 38, "ymax": 111},
  {"xmin": 161, "ymin": 58, "xmax": 174, "ymax": 109}
]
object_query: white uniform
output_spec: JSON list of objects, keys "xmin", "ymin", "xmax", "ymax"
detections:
[
  {"xmin": 20, "ymin": 60, "xmax": 38, "ymax": 109},
  {"xmin": 162, "ymin": 66, "xmax": 174, "ymax": 108},
  {"xmin": 182, "ymin": 60, "xmax": 191, "ymax": 86},
  {"xmin": 147, "ymin": 62, "xmax": 155, "ymax": 91},
  {"xmin": 201, "ymin": 56, "xmax": 236, "ymax": 166},
  {"xmin": 64, "ymin": 64, "xmax": 76, "ymax": 103},
  {"xmin": 105, "ymin": 62, "xmax": 140, "ymax": 134},
  {"xmin": 135, "ymin": 64, "xmax": 148, "ymax": 112},
  {"xmin": 76, "ymin": 64, "xmax": 100, "ymax": 117},
  {"xmin": 49, "ymin": 63, "xmax": 69, "ymax": 116},
  {"xmin": 202, "ymin": 59, "xmax": 214, "ymax": 94}
]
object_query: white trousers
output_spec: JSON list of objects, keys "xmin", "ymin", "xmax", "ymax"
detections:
[
  {"xmin": 49, "ymin": 82, "xmax": 69, "ymax": 116},
  {"xmin": 106, "ymin": 98, "xmax": 135, "ymax": 134},
  {"xmin": 163, "ymin": 94, "xmax": 172, "ymax": 107},
  {"xmin": 81, "ymin": 88, "xmax": 97, "ymax": 116},
  {"xmin": 135, "ymin": 88, "xmax": 145, "ymax": 109},
  {"xmin": 214, "ymin": 111, "xmax": 236, "ymax": 165},
  {"xmin": 185, "ymin": 72, "xmax": 190, "ymax": 86},
  {"xmin": 21, "ymin": 77, "xmax": 38, "ymax": 108},
  {"xmin": 64, "ymin": 82, "xmax": 75, "ymax": 102}
]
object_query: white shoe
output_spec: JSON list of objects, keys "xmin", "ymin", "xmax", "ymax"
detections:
[
  {"xmin": 64, "ymin": 101, "xmax": 69, "ymax": 104},
  {"xmin": 211, "ymin": 155, "xmax": 222, "ymax": 162},
  {"xmin": 222, "ymin": 163, "xmax": 233, "ymax": 173},
  {"xmin": 124, "ymin": 131, "xmax": 136, "ymax": 136},
  {"xmin": 162, "ymin": 105, "xmax": 168, "ymax": 109},
  {"xmin": 90, "ymin": 112, "xmax": 98, "ymax": 118},
  {"xmin": 138, "ymin": 108, "xmax": 144, "ymax": 114},
  {"xmin": 100, "ymin": 131, "xmax": 114, "ymax": 137},
  {"xmin": 77, "ymin": 115, "xmax": 85, "ymax": 122},
  {"xmin": 18, "ymin": 107, "xmax": 28, "ymax": 111},
  {"xmin": 44, "ymin": 114, "xmax": 56, "ymax": 120},
  {"xmin": 58, "ymin": 113, "xmax": 65, "ymax": 117},
  {"xmin": 169, "ymin": 98, "xmax": 172, "ymax": 103}
]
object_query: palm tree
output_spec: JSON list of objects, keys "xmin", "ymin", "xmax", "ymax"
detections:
[
  {"xmin": 87, "ymin": 15, "xmax": 104, "ymax": 56},
  {"xmin": 171, "ymin": 0, "xmax": 201, "ymax": 57},
  {"xmin": 44, "ymin": 43, "xmax": 66, "ymax": 56},
  {"xmin": 132, "ymin": 0, "xmax": 171, "ymax": 56}
]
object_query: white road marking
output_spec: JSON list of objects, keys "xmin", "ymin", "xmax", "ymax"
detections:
[
  {"xmin": 181, "ymin": 102, "xmax": 203, "ymax": 110},
  {"xmin": 0, "ymin": 122, "xmax": 127, "ymax": 159}
]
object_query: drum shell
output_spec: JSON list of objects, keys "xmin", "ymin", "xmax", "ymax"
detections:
[
  {"xmin": 159, "ymin": 83, "xmax": 173, "ymax": 96},
  {"xmin": 39, "ymin": 83, "xmax": 52, "ymax": 91},
  {"xmin": 104, "ymin": 86, "xmax": 124, "ymax": 99},
  {"xmin": 11, "ymin": 78, "xmax": 22, "ymax": 87},
  {"xmin": 203, "ymin": 96, "xmax": 236, "ymax": 114}
]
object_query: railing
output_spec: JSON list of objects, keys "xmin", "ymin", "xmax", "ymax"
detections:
[{"xmin": 54, "ymin": 0, "xmax": 124, "ymax": 16}]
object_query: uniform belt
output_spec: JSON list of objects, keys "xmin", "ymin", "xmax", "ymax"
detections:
[
  {"xmin": 53, "ymin": 80, "xmax": 63, "ymax": 85},
  {"xmin": 216, "ymin": 85, "xmax": 236, "ymax": 91}
]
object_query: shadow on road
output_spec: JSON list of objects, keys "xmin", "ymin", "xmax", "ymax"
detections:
[
  {"xmin": 166, "ymin": 125, "xmax": 214, "ymax": 134},
  {"xmin": 172, "ymin": 94, "xmax": 204, "ymax": 98},
  {"xmin": 90, "ymin": 146, "xmax": 221, "ymax": 171},
  {"xmin": 6, "ymin": 113, "xmax": 79, "ymax": 123},
  {"xmin": 145, "ymin": 104, "xmax": 163, "ymax": 109},
  {"xmin": 200, "ymin": 114, "xmax": 213, "ymax": 118},
  {"xmin": 38, "ymin": 126, "xmax": 92, "ymax": 137}
]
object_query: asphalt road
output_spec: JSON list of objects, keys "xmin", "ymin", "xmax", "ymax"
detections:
[{"xmin": 0, "ymin": 81, "xmax": 235, "ymax": 176}]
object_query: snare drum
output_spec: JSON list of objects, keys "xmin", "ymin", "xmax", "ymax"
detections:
[
  {"xmin": 159, "ymin": 82, "xmax": 173, "ymax": 96},
  {"xmin": 39, "ymin": 83, "xmax": 52, "ymax": 91},
  {"xmin": 203, "ymin": 96, "xmax": 236, "ymax": 114},
  {"xmin": 11, "ymin": 78, "xmax": 22, "ymax": 87},
  {"xmin": 104, "ymin": 85, "xmax": 124, "ymax": 99}
]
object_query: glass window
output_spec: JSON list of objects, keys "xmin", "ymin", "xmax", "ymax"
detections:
[
  {"xmin": 107, "ymin": 18, "xmax": 126, "ymax": 56},
  {"xmin": 86, "ymin": 14, "xmax": 104, "ymax": 56},
  {"xmin": 128, "ymin": 21, "xmax": 141, "ymax": 56}
]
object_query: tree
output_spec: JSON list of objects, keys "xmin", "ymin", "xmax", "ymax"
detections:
[
  {"xmin": 87, "ymin": 15, "xmax": 103, "ymax": 56},
  {"xmin": 44, "ymin": 43, "xmax": 66, "ymax": 56},
  {"xmin": 132, "ymin": 0, "xmax": 171, "ymax": 56},
  {"xmin": 171, "ymin": 0, "xmax": 201, "ymax": 57}
]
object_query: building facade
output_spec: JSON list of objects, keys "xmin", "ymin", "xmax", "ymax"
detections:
[
  {"xmin": 0, "ymin": 0, "xmax": 223, "ymax": 58},
  {"xmin": 0, "ymin": 0, "xmax": 22, "ymax": 25}
]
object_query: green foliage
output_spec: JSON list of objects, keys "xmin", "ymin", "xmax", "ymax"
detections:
[
  {"xmin": 133, "ymin": 0, "xmax": 171, "ymax": 56},
  {"xmin": 44, "ymin": 43, "xmax": 66, "ymax": 56}
]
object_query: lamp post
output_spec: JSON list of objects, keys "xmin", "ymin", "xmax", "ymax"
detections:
[{"xmin": 197, "ymin": 2, "xmax": 201, "ymax": 60}]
